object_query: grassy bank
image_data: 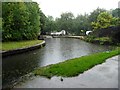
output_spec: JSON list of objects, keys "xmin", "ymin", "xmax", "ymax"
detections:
[
  {"xmin": 84, "ymin": 36, "xmax": 120, "ymax": 46},
  {"xmin": 33, "ymin": 48, "xmax": 120, "ymax": 78},
  {"xmin": 84, "ymin": 36, "xmax": 113, "ymax": 45},
  {"xmin": 1, "ymin": 40, "xmax": 43, "ymax": 51}
]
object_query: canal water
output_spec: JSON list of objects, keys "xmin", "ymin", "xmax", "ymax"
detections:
[{"xmin": 2, "ymin": 38, "xmax": 113, "ymax": 88}]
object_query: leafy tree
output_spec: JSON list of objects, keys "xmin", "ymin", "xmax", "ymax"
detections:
[
  {"xmin": 112, "ymin": 8, "xmax": 120, "ymax": 26},
  {"xmin": 89, "ymin": 8, "xmax": 106, "ymax": 22},
  {"xmin": 0, "ymin": 18, "xmax": 2, "ymax": 41},
  {"xmin": 2, "ymin": 2, "xmax": 27, "ymax": 41},
  {"xmin": 39, "ymin": 10, "xmax": 47, "ymax": 35},
  {"xmin": 112, "ymin": 8, "xmax": 120, "ymax": 18},
  {"xmin": 2, "ymin": 2, "xmax": 40, "ymax": 41},
  {"xmin": 43, "ymin": 16, "xmax": 57, "ymax": 34},
  {"xmin": 91, "ymin": 12, "xmax": 118, "ymax": 30},
  {"xmin": 0, "ymin": 2, "xmax": 1, "ymax": 18},
  {"xmin": 24, "ymin": 2, "xmax": 40, "ymax": 39},
  {"xmin": 37, "ymin": 7, "xmax": 119, "ymax": 36},
  {"xmin": 57, "ymin": 12, "xmax": 74, "ymax": 34},
  {"xmin": 88, "ymin": 8, "xmax": 106, "ymax": 30},
  {"xmin": 74, "ymin": 14, "xmax": 90, "ymax": 35}
]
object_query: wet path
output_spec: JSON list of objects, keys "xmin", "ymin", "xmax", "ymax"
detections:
[{"xmin": 15, "ymin": 55, "xmax": 119, "ymax": 88}]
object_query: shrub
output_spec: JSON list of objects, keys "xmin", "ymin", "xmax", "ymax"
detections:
[{"xmin": 2, "ymin": 2, "xmax": 40, "ymax": 41}]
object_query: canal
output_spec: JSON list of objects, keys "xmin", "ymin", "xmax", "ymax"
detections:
[{"xmin": 2, "ymin": 38, "xmax": 113, "ymax": 88}]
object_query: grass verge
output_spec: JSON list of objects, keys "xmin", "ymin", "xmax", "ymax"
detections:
[
  {"xmin": 1, "ymin": 40, "xmax": 43, "ymax": 51},
  {"xmin": 33, "ymin": 47, "xmax": 120, "ymax": 78}
]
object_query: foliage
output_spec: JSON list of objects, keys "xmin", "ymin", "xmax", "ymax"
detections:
[
  {"xmin": 48, "ymin": 12, "xmax": 91, "ymax": 35},
  {"xmin": 0, "ymin": 18, "xmax": 2, "ymax": 31},
  {"xmin": 56, "ymin": 12, "xmax": 74, "ymax": 34},
  {"xmin": 73, "ymin": 14, "xmax": 90, "ymax": 35},
  {"xmin": 84, "ymin": 36, "xmax": 96, "ymax": 42},
  {"xmin": 40, "ymin": 10, "xmax": 46, "ymax": 35},
  {"xmin": 41, "ymin": 8, "xmax": 118, "ymax": 35},
  {"xmin": 112, "ymin": 8, "xmax": 120, "ymax": 25},
  {"xmin": 89, "ymin": 8, "xmax": 106, "ymax": 22},
  {"xmin": 40, "ymin": 8, "xmax": 119, "ymax": 36},
  {"xmin": 33, "ymin": 48, "xmax": 120, "ymax": 78},
  {"xmin": 88, "ymin": 8, "xmax": 106, "ymax": 30},
  {"xmin": 91, "ymin": 12, "xmax": 119, "ymax": 30},
  {"xmin": 94, "ymin": 37, "xmax": 113, "ymax": 45},
  {"xmin": 112, "ymin": 8, "xmax": 120, "ymax": 18},
  {"xmin": 2, "ymin": 2, "xmax": 40, "ymax": 41},
  {"xmin": 1, "ymin": 40, "xmax": 43, "ymax": 51},
  {"xmin": 43, "ymin": 15, "xmax": 58, "ymax": 34},
  {"xmin": 3, "ymin": 5, "xmax": 118, "ymax": 38},
  {"xmin": 94, "ymin": 37, "xmax": 112, "ymax": 42}
]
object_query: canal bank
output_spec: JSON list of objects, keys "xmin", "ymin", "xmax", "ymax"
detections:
[
  {"xmin": 15, "ymin": 55, "xmax": 119, "ymax": 88},
  {"xmin": 33, "ymin": 48, "xmax": 119, "ymax": 78},
  {"xmin": 52, "ymin": 35, "xmax": 84, "ymax": 39},
  {"xmin": 2, "ymin": 40, "xmax": 46, "ymax": 57},
  {"xmin": 53, "ymin": 35, "xmax": 120, "ymax": 46},
  {"xmin": 52, "ymin": 35, "xmax": 119, "ymax": 45}
]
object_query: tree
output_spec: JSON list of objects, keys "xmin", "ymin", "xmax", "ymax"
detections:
[
  {"xmin": 91, "ymin": 12, "xmax": 118, "ymax": 30},
  {"xmin": 57, "ymin": 12, "xmax": 74, "ymax": 34},
  {"xmin": 37, "ymin": 7, "xmax": 120, "ymax": 36},
  {"xmin": 43, "ymin": 16, "xmax": 57, "ymax": 34},
  {"xmin": 24, "ymin": 2, "xmax": 40, "ymax": 39},
  {"xmin": 112, "ymin": 8, "xmax": 120, "ymax": 26},
  {"xmin": 89, "ymin": 8, "xmax": 106, "ymax": 22},
  {"xmin": 88, "ymin": 8, "xmax": 106, "ymax": 30},
  {"xmin": 2, "ymin": 2, "xmax": 41, "ymax": 41},
  {"xmin": 39, "ymin": 10, "xmax": 47, "ymax": 35},
  {"xmin": 2, "ymin": 2, "xmax": 28, "ymax": 41},
  {"xmin": 0, "ymin": 18, "xmax": 2, "ymax": 41},
  {"xmin": 112, "ymin": 8, "xmax": 120, "ymax": 18},
  {"xmin": 74, "ymin": 14, "xmax": 90, "ymax": 35}
]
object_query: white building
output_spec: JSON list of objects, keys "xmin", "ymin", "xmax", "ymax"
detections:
[
  {"xmin": 61, "ymin": 30, "xmax": 66, "ymax": 35},
  {"xmin": 51, "ymin": 30, "xmax": 66, "ymax": 36},
  {"xmin": 86, "ymin": 31, "xmax": 92, "ymax": 35}
]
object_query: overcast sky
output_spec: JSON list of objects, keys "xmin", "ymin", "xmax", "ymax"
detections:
[{"xmin": 33, "ymin": 0, "xmax": 119, "ymax": 18}]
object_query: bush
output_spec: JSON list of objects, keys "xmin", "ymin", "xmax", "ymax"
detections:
[{"xmin": 2, "ymin": 2, "xmax": 40, "ymax": 41}]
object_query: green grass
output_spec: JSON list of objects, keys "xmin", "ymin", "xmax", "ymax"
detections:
[
  {"xmin": 33, "ymin": 48, "xmax": 120, "ymax": 78},
  {"xmin": 0, "ymin": 40, "xmax": 43, "ymax": 51},
  {"xmin": 84, "ymin": 36, "xmax": 113, "ymax": 44},
  {"xmin": 94, "ymin": 37, "xmax": 112, "ymax": 42}
]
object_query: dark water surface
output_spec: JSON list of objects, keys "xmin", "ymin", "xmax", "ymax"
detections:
[{"xmin": 2, "ymin": 38, "xmax": 113, "ymax": 88}]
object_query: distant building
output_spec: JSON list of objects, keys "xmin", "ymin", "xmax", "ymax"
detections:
[
  {"xmin": 61, "ymin": 30, "xmax": 66, "ymax": 35},
  {"xmin": 86, "ymin": 31, "xmax": 92, "ymax": 35},
  {"xmin": 51, "ymin": 30, "xmax": 66, "ymax": 36}
]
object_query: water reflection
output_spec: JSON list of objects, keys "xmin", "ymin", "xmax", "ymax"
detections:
[{"xmin": 2, "ymin": 38, "xmax": 112, "ymax": 88}]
